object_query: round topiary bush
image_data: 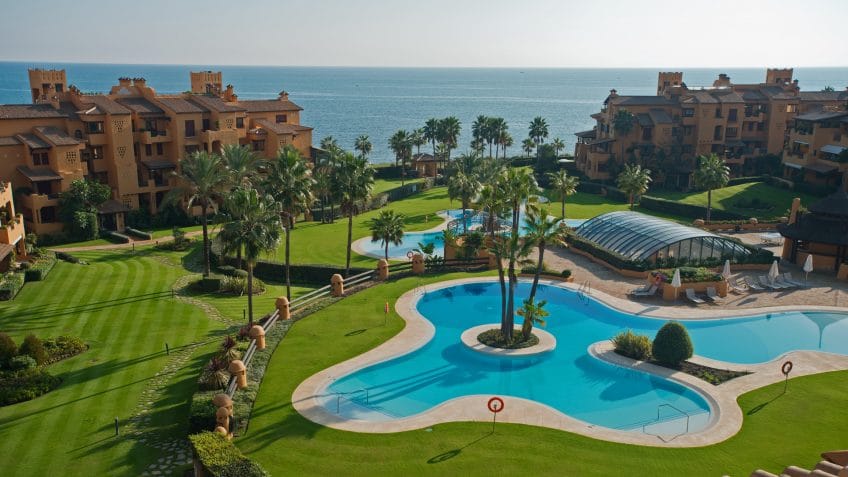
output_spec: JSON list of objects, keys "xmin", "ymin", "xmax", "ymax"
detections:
[
  {"xmin": 652, "ymin": 321, "xmax": 693, "ymax": 367},
  {"xmin": 8, "ymin": 355, "xmax": 36, "ymax": 371},
  {"xmin": 0, "ymin": 332, "xmax": 16, "ymax": 368},
  {"xmin": 18, "ymin": 334, "xmax": 47, "ymax": 365}
]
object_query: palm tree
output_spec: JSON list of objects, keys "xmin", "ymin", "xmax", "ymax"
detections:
[
  {"xmin": 169, "ymin": 151, "xmax": 229, "ymax": 277},
  {"xmin": 313, "ymin": 163, "xmax": 333, "ymax": 224},
  {"xmin": 221, "ymin": 144, "xmax": 261, "ymax": 188},
  {"xmin": 389, "ymin": 130, "xmax": 411, "ymax": 185},
  {"xmin": 693, "ymin": 153, "xmax": 730, "ymax": 223},
  {"xmin": 336, "ymin": 152, "xmax": 375, "ymax": 276},
  {"xmin": 410, "ymin": 128, "xmax": 426, "ymax": 157},
  {"xmin": 320, "ymin": 136, "xmax": 340, "ymax": 153},
  {"xmin": 551, "ymin": 138, "xmax": 565, "ymax": 158},
  {"xmin": 616, "ymin": 163, "xmax": 652, "ymax": 210},
  {"xmin": 472, "ymin": 115, "xmax": 489, "ymax": 150},
  {"xmin": 528, "ymin": 116, "xmax": 549, "ymax": 157},
  {"xmin": 524, "ymin": 207, "xmax": 562, "ymax": 302},
  {"xmin": 263, "ymin": 146, "xmax": 315, "ymax": 300},
  {"xmin": 446, "ymin": 154, "xmax": 483, "ymax": 234},
  {"xmin": 354, "ymin": 135, "xmax": 372, "ymax": 160},
  {"xmin": 423, "ymin": 118, "xmax": 440, "ymax": 161},
  {"xmin": 517, "ymin": 298, "xmax": 549, "ymax": 341},
  {"xmin": 490, "ymin": 232, "xmax": 534, "ymax": 341},
  {"xmin": 489, "ymin": 117, "xmax": 507, "ymax": 159},
  {"xmin": 522, "ymin": 138, "xmax": 535, "ymax": 158},
  {"xmin": 547, "ymin": 170, "xmax": 579, "ymax": 219},
  {"xmin": 438, "ymin": 117, "xmax": 461, "ymax": 163},
  {"xmin": 499, "ymin": 131, "xmax": 513, "ymax": 160},
  {"xmin": 478, "ymin": 180, "xmax": 507, "ymax": 239},
  {"xmin": 502, "ymin": 167, "xmax": 539, "ymax": 235},
  {"xmin": 219, "ymin": 187, "xmax": 282, "ymax": 327},
  {"xmin": 613, "ymin": 110, "xmax": 635, "ymax": 137},
  {"xmin": 368, "ymin": 209, "xmax": 406, "ymax": 260}
]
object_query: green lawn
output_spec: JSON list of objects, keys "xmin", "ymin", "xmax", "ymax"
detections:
[
  {"xmin": 373, "ymin": 178, "xmax": 425, "ymax": 194},
  {"xmin": 239, "ymin": 272, "xmax": 848, "ymax": 476},
  {"xmin": 650, "ymin": 182, "xmax": 818, "ymax": 220},
  {"xmin": 184, "ymin": 279, "xmax": 315, "ymax": 323},
  {"xmin": 0, "ymin": 248, "xmax": 223, "ymax": 477}
]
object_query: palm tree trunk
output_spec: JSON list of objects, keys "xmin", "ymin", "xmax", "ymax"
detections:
[
  {"xmin": 385, "ymin": 240, "xmax": 389, "ymax": 260},
  {"xmin": 201, "ymin": 201, "xmax": 210, "ymax": 277},
  {"xmin": 320, "ymin": 196, "xmax": 326, "ymax": 224},
  {"xmin": 247, "ymin": 262, "xmax": 254, "ymax": 327},
  {"xmin": 629, "ymin": 193, "xmax": 634, "ymax": 210},
  {"xmin": 284, "ymin": 222, "xmax": 291, "ymax": 301},
  {"xmin": 236, "ymin": 246, "xmax": 242, "ymax": 269},
  {"xmin": 505, "ymin": 260, "xmax": 517, "ymax": 342},
  {"xmin": 561, "ymin": 196, "xmax": 565, "ymax": 219},
  {"xmin": 462, "ymin": 202, "xmax": 467, "ymax": 235},
  {"xmin": 345, "ymin": 208, "xmax": 353, "ymax": 277},
  {"xmin": 530, "ymin": 241, "xmax": 546, "ymax": 301},
  {"xmin": 707, "ymin": 189, "xmax": 712, "ymax": 223},
  {"xmin": 497, "ymin": 254, "xmax": 507, "ymax": 334}
]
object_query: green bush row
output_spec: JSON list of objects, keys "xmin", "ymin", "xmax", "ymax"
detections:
[
  {"xmin": 576, "ymin": 181, "xmax": 628, "ymax": 203},
  {"xmin": 0, "ymin": 272, "xmax": 25, "ymax": 301},
  {"xmin": 638, "ymin": 195, "xmax": 745, "ymax": 220},
  {"xmin": 0, "ymin": 368, "xmax": 62, "ymax": 406},
  {"xmin": 612, "ymin": 322, "xmax": 693, "ymax": 367},
  {"xmin": 565, "ymin": 233, "xmax": 651, "ymax": 272},
  {"xmin": 124, "ymin": 227, "xmax": 153, "ymax": 240},
  {"xmin": 612, "ymin": 330, "xmax": 652, "ymax": 361},
  {"xmin": 189, "ymin": 431, "xmax": 268, "ymax": 477},
  {"xmin": 102, "ymin": 230, "xmax": 131, "ymax": 244},
  {"xmin": 23, "ymin": 254, "xmax": 57, "ymax": 282}
]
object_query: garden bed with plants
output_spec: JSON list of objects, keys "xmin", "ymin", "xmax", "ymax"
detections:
[
  {"xmin": 0, "ymin": 333, "xmax": 87, "ymax": 406},
  {"xmin": 477, "ymin": 328, "xmax": 539, "ymax": 349}
]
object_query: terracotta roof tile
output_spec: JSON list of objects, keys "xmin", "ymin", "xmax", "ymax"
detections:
[
  {"xmin": 188, "ymin": 95, "xmax": 246, "ymax": 113},
  {"xmin": 34, "ymin": 126, "xmax": 81, "ymax": 146},
  {"xmin": 156, "ymin": 97, "xmax": 206, "ymax": 114},
  {"xmin": 0, "ymin": 104, "xmax": 66, "ymax": 120},
  {"xmin": 238, "ymin": 99, "xmax": 303, "ymax": 112}
]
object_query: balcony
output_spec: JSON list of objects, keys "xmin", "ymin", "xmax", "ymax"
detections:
[
  {"xmin": 200, "ymin": 128, "xmax": 239, "ymax": 144},
  {"xmin": 87, "ymin": 133, "xmax": 108, "ymax": 146},
  {"xmin": 0, "ymin": 214, "xmax": 25, "ymax": 245},
  {"xmin": 136, "ymin": 130, "xmax": 171, "ymax": 144},
  {"xmin": 19, "ymin": 192, "xmax": 59, "ymax": 211}
]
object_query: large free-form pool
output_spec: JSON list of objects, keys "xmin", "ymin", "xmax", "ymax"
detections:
[{"xmin": 324, "ymin": 280, "xmax": 848, "ymax": 434}]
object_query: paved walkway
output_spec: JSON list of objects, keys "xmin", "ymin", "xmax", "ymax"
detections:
[{"xmin": 50, "ymin": 230, "xmax": 205, "ymax": 253}]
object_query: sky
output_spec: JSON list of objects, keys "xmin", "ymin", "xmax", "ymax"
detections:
[{"xmin": 1, "ymin": 0, "xmax": 846, "ymax": 68}]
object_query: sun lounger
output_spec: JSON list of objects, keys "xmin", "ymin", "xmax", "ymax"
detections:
[
  {"xmin": 783, "ymin": 272, "xmax": 804, "ymax": 287},
  {"xmin": 630, "ymin": 284, "xmax": 657, "ymax": 297},
  {"xmin": 630, "ymin": 283, "xmax": 650, "ymax": 294},
  {"xmin": 729, "ymin": 278, "xmax": 749, "ymax": 294},
  {"xmin": 774, "ymin": 275, "xmax": 796, "ymax": 289},
  {"xmin": 745, "ymin": 276, "xmax": 766, "ymax": 291},
  {"xmin": 759, "ymin": 275, "xmax": 784, "ymax": 290},
  {"xmin": 685, "ymin": 288, "xmax": 706, "ymax": 304},
  {"xmin": 706, "ymin": 287, "xmax": 725, "ymax": 303}
]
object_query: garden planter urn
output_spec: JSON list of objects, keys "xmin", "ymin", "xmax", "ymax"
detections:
[
  {"xmin": 249, "ymin": 325, "xmax": 266, "ymax": 350},
  {"xmin": 228, "ymin": 360, "xmax": 247, "ymax": 389},
  {"xmin": 331, "ymin": 274, "xmax": 344, "ymax": 297},
  {"xmin": 377, "ymin": 259, "xmax": 389, "ymax": 280},
  {"xmin": 275, "ymin": 296, "xmax": 290, "ymax": 320}
]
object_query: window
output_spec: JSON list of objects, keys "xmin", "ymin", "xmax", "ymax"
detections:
[
  {"xmin": 145, "ymin": 144, "xmax": 153, "ymax": 156},
  {"xmin": 726, "ymin": 127, "xmax": 738, "ymax": 138},
  {"xmin": 715, "ymin": 108, "xmax": 722, "ymax": 118},
  {"xmin": 74, "ymin": 130, "xmax": 83, "ymax": 139},
  {"xmin": 682, "ymin": 108, "xmax": 695, "ymax": 117},
  {"xmin": 786, "ymin": 104, "xmax": 798, "ymax": 113},
  {"xmin": 35, "ymin": 181, "xmax": 52, "ymax": 195},
  {"xmin": 275, "ymin": 114, "xmax": 287, "ymax": 123},
  {"xmin": 32, "ymin": 151, "xmax": 49, "ymax": 166},
  {"xmin": 39, "ymin": 206, "xmax": 57, "ymax": 223},
  {"xmin": 757, "ymin": 122, "xmax": 765, "ymax": 131},
  {"xmin": 236, "ymin": 117, "xmax": 244, "ymax": 128},
  {"xmin": 641, "ymin": 127, "xmax": 653, "ymax": 141},
  {"xmin": 87, "ymin": 121, "xmax": 105, "ymax": 134},
  {"xmin": 252, "ymin": 140, "xmax": 265, "ymax": 152},
  {"xmin": 90, "ymin": 146, "xmax": 104, "ymax": 160},
  {"xmin": 156, "ymin": 143, "xmax": 163, "ymax": 155},
  {"xmin": 683, "ymin": 125, "xmax": 694, "ymax": 136},
  {"xmin": 94, "ymin": 171, "xmax": 108, "ymax": 184},
  {"xmin": 682, "ymin": 145, "xmax": 693, "ymax": 154},
  {"xmin": 185, "ymin": 120, "xmax": 196, "ymax": 137},
  {"xmin": 184, "ymin": 145, "xmax": 199, "ymax": 155},
  {"xmin": 728, "ymin": 109, "xmax": 737, "ymax": 122},
  {"xmin": 713, "ymin": 125, "xmax": 723, "ymax": 141},
  {"xmin": 202, "ymin": 118, "xmax": 210, "ymax": 131},
  {"xmin": 55, "ymin": 83, "xmax": 63, "ymax": 93}
]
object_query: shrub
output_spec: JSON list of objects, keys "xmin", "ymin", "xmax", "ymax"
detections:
[
  {"xmin": 124, "ymin": 227, "xmax": 153, "ymax": 240},
  {"xmin": 561, "ymin": 269, "xmax": 572, "ymax": 278},
  {"xmin": 18, "ymin": 334, "xmax": 47, "ymax": 365},
  {"xmin": 0, "ymin": 368, "xmax": 62, "ymax": 406},
  {"xmin": 102, "ymin": 230, "xmax": 131, "ymax": 244},
  {"xmin": 0, "ymin": 332, "xmax": 16, "ymax": 367},
  {"xmin": 652, "ymin": 321, "xmax": 694, "ymax": 367},
  {"xmin": 189, "ymin": 431, "xmax": 269, "ymax": 477},
  {"xmin": 198, "ymin": 277, "xmax": 223, "ymax": 293},
  {"xmin": 56, "ymin": 251, "xmax": 81, "ymax": 264},
  {"xmin": 219, "ymin": 276, "xmax": 265, "ymax": 295},
  {"xmin": 651, "ymin": 267, "xmax": 722, "ymax": 283},
  {"xmin": 612, "ymin": 330, "xmax": 652, "ymax": 361},
  {"xmin": 216, "ymin": 265, "xmax": 237, "ymax": 276},
  {"xmin": 8, "ymin": 355, "xmax": 36, "ymax": 371},
  {"xmin": 23, "ymin": 254, "xmax": 57, "ymax": 282},
  {"xmin": 232, "ymin": 269, "xmax": 248, "ymax": 279},
  {"xmin": 42, "ymin": 336, "xmax": 88, "ymax": 364},
  {"xmin": 0, "ymin": 272, "xmax": 25, "ymax": 300},
  {"xmin": 188, "ymin": 399, "xmax": 218, "ymax": 434},
  {"xmin": 639, "ymin": 195, "xmax": 744, "ymax": 220}
]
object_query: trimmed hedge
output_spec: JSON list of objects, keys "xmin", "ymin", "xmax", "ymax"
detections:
[
  {"xmin": 0, "ymin": 272, "xmax": 25, "ymax": 301},
  {"xmin": 42, "ymin": 336, "xmax": 88, "ymax": 365},
  {"xmin": 189, "ymin": 431, "xmax": 268, "ymax": 477},
  {"xmin": 103, "ymin": 230, "xmax": 131, "ymax": 244},
  {"xmin": 0, "ymin": 368, "xmax": 62, "ymax": 406},
  {"xmin": 56, "ymin": 251, "xmax": 81, "ymax": 263},
  {"xmin": 577, "ymin": 181, "xmax": 628, "ymax": 202},
  {"xmin": 24, "ymin": 254, "xmax": 57, "ymax": 282},
  {"xmin": 638, "ymin": 196, "xmax": 744, "ymax": 220},
  {"xmin": 652, "ymin": 321, "xmax": 694, "ymax": 367},
  {"xmin": 373, "ymin": 165, "xmax": 421, "ymax": 180},
  {"xmin": 124, "ymin": 227, "xmax": 153, "ymax": 240}
]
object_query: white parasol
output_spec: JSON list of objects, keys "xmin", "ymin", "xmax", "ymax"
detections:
[
  {"xmin": 671, "ymin": 268, "xmax": 682, "ymax": 300},
  {"xmin": 803, "ymin": 254, "xmax": 814, "ymax": 286}
]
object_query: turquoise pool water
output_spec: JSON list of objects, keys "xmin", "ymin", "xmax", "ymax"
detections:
[
  {"xmin": 357, "ymin": 209, "xmax": 585, "ymax": 259},
  {"xmin": 325, "ymin": 280, "xmax": 848, "ymax": 432}
]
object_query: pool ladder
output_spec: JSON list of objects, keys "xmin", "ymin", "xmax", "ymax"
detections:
[
  {"xmin": 641, "ymin": 403, "xmax": 691, "ymax": 442},
  {"xmin": 577, "ymin": 280, "xmax": 591, "ymax": 305},
  {"xmin": 335, "ymin": 388, "xmax": 370, "ymax": 413}
]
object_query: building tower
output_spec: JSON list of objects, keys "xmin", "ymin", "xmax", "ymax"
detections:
[
  {"xmin": 28, "ymin": 68, "xmax": 67, "ymax": 104},
  {"xmin": 190, "ymin": 71, "xmax": 223, "ymax": 95},
  {"xmin": 657, "ymin": 72, "xmax": 683, "ymax": 95},
  {"xmin": 765, "ymin": 68, "xmax": 794, "ymax": 86}
]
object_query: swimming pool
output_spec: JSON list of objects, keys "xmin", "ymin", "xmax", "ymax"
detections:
[
  {"xmin": 354, "ymin": 209, "xmax": 586, "ymax": 260},
  {"xmin": 323, "ymin": 280, "xmax": 848, "ymax": 434}
]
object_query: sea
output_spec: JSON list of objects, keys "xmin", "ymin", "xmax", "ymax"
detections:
[{"xmin": 1, "ymin": 62, "xmax": 846, "ymax": 164}]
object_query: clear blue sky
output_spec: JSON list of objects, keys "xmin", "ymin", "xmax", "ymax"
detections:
[{"xmin": 1, "ymin": 0, "xmax": 845, "ymax": 67}]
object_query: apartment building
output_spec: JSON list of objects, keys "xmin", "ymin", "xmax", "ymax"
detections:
[
  {"xmin": 0, "ymin": 180, "xmax": 26, "ymax": 270},
  {"xmin": 574, "ymin": 68, "xmax": 847, "ymax": 186},
  {"xmin": 783, "ymin": 111, "xmax": 848, "ymax": 187},
  {"xmin": 0, "ymin": 69, "xmax": 313, "ymax": 235}
]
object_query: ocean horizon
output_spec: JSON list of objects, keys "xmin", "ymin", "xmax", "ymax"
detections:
[{"xmin": 2, "ymin": 61, "xmax": 846, "ymax": 164}]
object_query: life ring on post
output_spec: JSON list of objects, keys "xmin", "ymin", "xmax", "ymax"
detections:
[
  {"xmin": 781, "ymin": 360, "xmax": 793, "ymax": 376},
  {"xmin": 406, "ymin": 251, "xmax": 415, "ymax": 259},
  {"xmin": 487, "ymin": 397, "xmax": 504, "ymax": 413}
]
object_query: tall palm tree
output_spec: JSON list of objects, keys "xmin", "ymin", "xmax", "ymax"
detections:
[
  {"xmin": 490, "ymin": 232, "xmax": 534, "ymax": 341},
  {"xmin": 389, "ymin": 130, "xmax": 411, "ymax": 185},
  {"xmin": 410, "ymin": 128, "xmax": 426, "ymax": 157},
  {"xmin": 354, "ymin": 135, "xmax": 372, "ymax": 160},
  {"xmin": 499, "ymin": 131, "xmax": 513, "ymax": 160},
  {"xmin": 616, "ymin": 163, "xmax": 652, "ymax": 210},
  {"xmin": 446, "ymin": 153, "xmax": 483, "ymax": 235},
  {"xmin": 320, "ymin": 136, "xmax": 340, "ymax": 153},
  {"xmin": 423, "ymin": 118, "xmax": 440, "ymax": 160},
  {"xmin": 263, "ymin": 146, "xmax": 315, "ymax": 300},
  {"xmin": 169, "ymin": 150, "xmax": 229, "ymax": 277},
  {"xmin": 219, "ymin": 187, "xmax": 282, "ymax": 327},
  {"xmin": 547, "ymin": 170, "xmax": 580, "ymax": 219},
  {"xmin": 551, "ymin": 138, "xmax": 565, "ymax": 158},
  {"xmin": 489, "ymin": 117, "xmax": 508, "ymax": 159},
  {"xmin": 472, "ymin": 115, "xmax": 488, "ymax": 144},
  {"xmin": 221, "ymin": 144, "xmax": 262, "ymax": 188},
  {"xmin": 337, "ymin": 152, "xmax": 375, "ymax": 276},
  {"xmin": 693, "ymin": 153, "xmax": 730, "ymax": 223},
  {"xmin": 522, "ymin": 138, "xmax": 535, "ymax": 158},
  {"xmin": 517, "ymin": 298, "xmax": 549, "ymax": 341},
  {"xmin": 502, "ymin": 167, "xmax": 539, "ymax": 235},
  {"xmin": 368, "ymin": 209, "xmax": 406, "ymax": 260},
  {"xmin": 313, "ymin": 163, "xmax": 333, "ymax": 224},
  {"xmin": 524, "ymin": 207, "xmax": 562, "ymax": 301},
  {"xmin": 528, "ymin": 116, "xmax": 549, "ymax": 157},
  {"xmin": 438, "ymin": 117, "xmax": 461, "ymax": 163},
  {"xmin": 478, "ymin": 180, "xmax": 507, "ymax": 239}
]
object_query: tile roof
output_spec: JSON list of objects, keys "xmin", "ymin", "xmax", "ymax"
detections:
[
  {"xmin": 714, "ymin": 91, "xmax": 745, "ymax": 103},
  {"xmin": 412, "ymin": 153, "xmax": 437, "ymax": 162},
  {"xmin": 17, "ymin": 165, "xmax": 61, "ymax": 181},
  {"xmin": 636, "ymin": 113, "xmax": 653, "ymax": 127},
  {"xmin": 78, "ymin": 96, "xmax": 131, "ymax": 115},
  {"xmin": 156, "ymin": 97, "xmax": 206, "ymax": 114},
  {"xmin": 15, "ymin": 133, "xmax": 51, "ymax": 149},
  {"xmin": 141, "ymin": 159, "xmax": 177, "ymax": 170},
  {"xmin": 648, "ymin": 109, "xmax": 673, "ymax": 124},
  {"xmin": 758, "ymin": 86, "xmax": 796, "ymax": 100},
  {"xmin": 188, "ymin": 95, "xmax": 246, "ymax": 113},
  {"xmin": 687, "ymin": 90, "xmax": 718, "ymax": 104},
  {"xmin": 0, "ymin": 137, "xmax": 21, "ymax": 147},
  {"xmin": 0, "ymin": 104, "xmax": 67, "ymax": 120},
  {"xmin": 574, "ymin": 129, "xmax": 597, "ymax": 138},
  {"xmin": 795, "ymin": 111, "xmax": 848, "ymax": 122},
  {"xmin": 33, "ymin": 126, "xmax": 81, "ymax": 146},
  {"xmin": 799, "ymin": 91, "xmax": 848, "ymax": 102},
  {"xmin": 115, "ymin": 97, "xmax": 165, "ymax": 115},
  {"xmin": 255, "ymin": 119, "xmax": 312, "ymax": 135},
  {"xmin": 97, "ymin": 199, "xmax": 132, "ymax": 214},
  {"xmin": 609, "ymin": 96, "xmax": 678, "ymax": 107},
  {"xmin": 238, "ymin": 99, "xmax": 303, "ymax": 112},
  {"xmin": 739, "ymin": 89, "xmax": 768, "ymax": 101}
]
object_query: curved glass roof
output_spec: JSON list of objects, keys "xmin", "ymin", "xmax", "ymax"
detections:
[{"xmin": 574, "ymin": 211, "xmax": 751, "ymax": 260}]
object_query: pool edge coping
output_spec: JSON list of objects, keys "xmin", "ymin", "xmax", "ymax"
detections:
[{"xmin": 290, "ymin": 276, "xmax": 848, "ymax": 447}]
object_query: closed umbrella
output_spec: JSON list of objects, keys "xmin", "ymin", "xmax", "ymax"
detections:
[
  {"xmin": 671, "ymin": 268, "xmax": 682, "ymax": 301},
  {"xmin": 803, "ymin": 254, "xmax": 814, "ymax": 286},
  {"xmin": 722, "ymin": 259, "xmax": 731, "ymax": 280},
  {"xmin": 768, "ymin": 260, "xmax": 780, "ymax": 281}
]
